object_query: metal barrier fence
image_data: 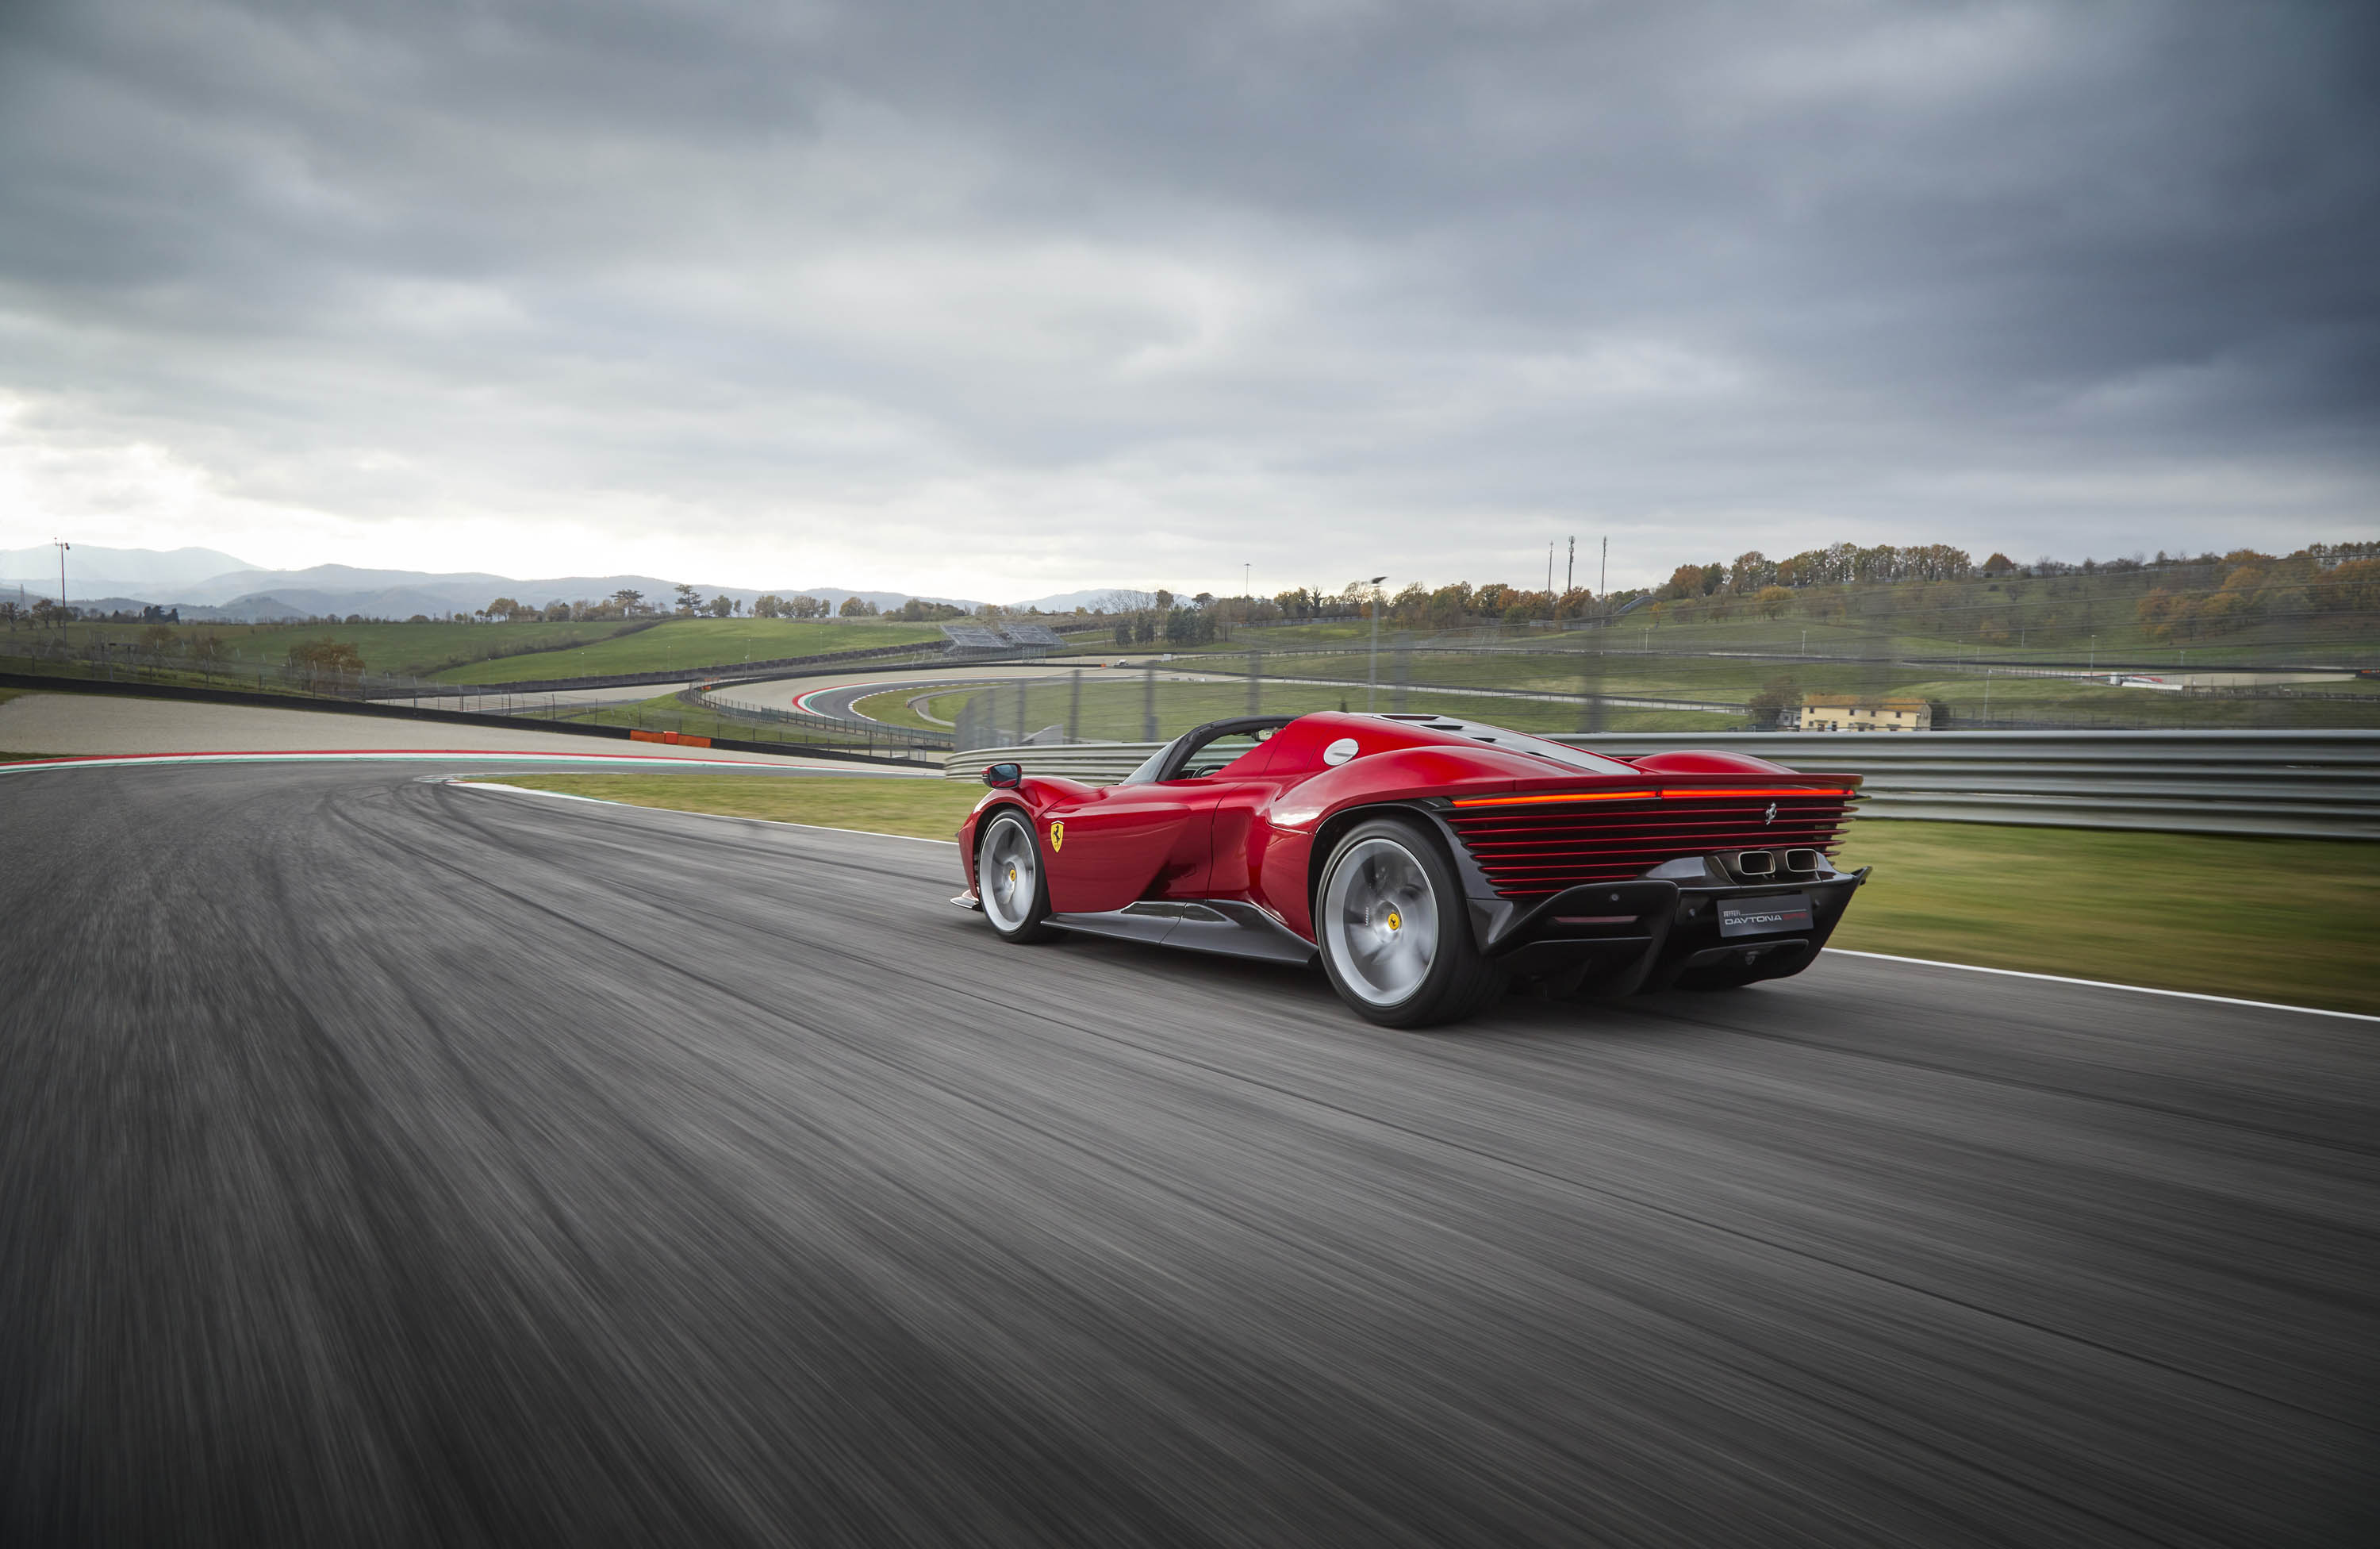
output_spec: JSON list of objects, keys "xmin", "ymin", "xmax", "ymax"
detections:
[{"xmin": 942, "ymin": 729, "xmax": 2380, "ymax": 840}]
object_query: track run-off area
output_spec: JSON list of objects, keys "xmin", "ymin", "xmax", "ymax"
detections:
[{"xmin": 2, "ymin": 758, "xmax": 2375, "ymax": 1546}]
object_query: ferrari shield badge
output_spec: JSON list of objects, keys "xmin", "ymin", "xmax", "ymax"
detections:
[{"xmin": 1048, "ymin": 820, "xmax": 1065, "ymax": 852}]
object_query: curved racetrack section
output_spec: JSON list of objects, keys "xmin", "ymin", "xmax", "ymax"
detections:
[{"xmin": 2, "ymin": 763, "xmax": 2375, "ymax": 1546}]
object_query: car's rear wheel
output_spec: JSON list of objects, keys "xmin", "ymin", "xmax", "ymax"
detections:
[
  {"xmin": 977, "ymin": 809, "xmax": 1057, "ymax": 943},
  {"xmin": 1315, "ymin": 815, "xmax": 1503, "ymax": 1028}
]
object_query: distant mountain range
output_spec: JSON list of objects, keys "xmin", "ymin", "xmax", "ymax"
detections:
[{"xmin": 0, "ymin": 548, "xmax": 1012, "ymax": 621}]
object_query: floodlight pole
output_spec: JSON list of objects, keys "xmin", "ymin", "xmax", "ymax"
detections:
[
  {"xmin": 54, "ymin": 540, "xmax": 68, "ymax": 628},
  {"xmin": 1364, "ymin": 575, "xmax": 1388, "ymax": 711}
]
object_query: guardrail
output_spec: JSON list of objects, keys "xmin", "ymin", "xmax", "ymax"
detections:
[{"xmin": 941, "ymin": 729, "xmax": 2380, "ymax": 840}]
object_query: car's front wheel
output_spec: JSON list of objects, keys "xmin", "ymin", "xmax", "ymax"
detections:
[
  {"xmin": 977, "ymin": 809, "xmax": 1057, "ymax": 943},
  {"xmin": 1315, "ymin": 815, "xmax": 1503, "ymax": 1027}
]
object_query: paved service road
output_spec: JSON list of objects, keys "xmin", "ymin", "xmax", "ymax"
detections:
[{"xmin": 3, "ymin": 763, "xmax": 2374, "ymax": 1547}]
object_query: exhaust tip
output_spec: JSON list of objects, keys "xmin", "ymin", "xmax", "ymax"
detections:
[
  {"xmin": 1735, "ymin": 850, "xmax": 1776, "ymax": 876},
  {"xmin": 1784, "ymin": 848, "xmax": 1822, "ymax": 874}
]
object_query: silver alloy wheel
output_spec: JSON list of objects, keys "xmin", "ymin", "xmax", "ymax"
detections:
[
  {"xmin": 979, "ymin": 814, "xmax": 1041, "ymax": 931},
  {"xmin": 1322, "ymin": 836, "xmax": 1439, "ymax": 1006}
]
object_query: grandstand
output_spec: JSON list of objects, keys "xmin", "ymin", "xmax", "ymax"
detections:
[
  {"xmin": 939, "ymin": 622, "xmax": 1008, "ymax": 652},
  {"xmin": 939, "ymin": 621, "xmax": 1071, "ymax": 655}
]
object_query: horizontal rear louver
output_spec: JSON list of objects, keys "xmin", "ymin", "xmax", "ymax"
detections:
[{"xmin": 1445, "ymin": 794, "xmax": 1855, "ymax": 898}]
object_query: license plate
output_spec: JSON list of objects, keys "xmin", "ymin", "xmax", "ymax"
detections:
[{"xmin": 1717, "ymin": 894, "xmax": 1813, "ymax": 938}]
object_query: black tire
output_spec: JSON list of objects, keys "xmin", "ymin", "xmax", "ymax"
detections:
[
  {"xmin": 977, "ymin": 809, "xmax": 1058, "ymax": 944},
  {"xmin": 1313, "ymin": 814, "xmax": 1504, "ymax": 1028}
]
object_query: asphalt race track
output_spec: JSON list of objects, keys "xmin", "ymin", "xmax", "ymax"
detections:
[{"xmin": 3, "ymin": 763, "xmax": 2375, "ymax": 1547}]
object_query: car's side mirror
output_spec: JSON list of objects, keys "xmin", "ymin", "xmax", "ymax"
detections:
[{"xmin": 982, "ymin": 762, "xmax": 1023, "ymax": 788}]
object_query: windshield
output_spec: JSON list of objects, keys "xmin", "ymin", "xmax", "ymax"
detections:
[
  {"xmin": 1120, "ymin": 717, "xmax": 1290, "ymax": 784},
  {"xmin": 1363, "ymin": 714, "xmax": 1639, "ymax": 776},
  {"xmin": 1119, "ymin": 742, "xmax": 1173, "ymax": 785}
]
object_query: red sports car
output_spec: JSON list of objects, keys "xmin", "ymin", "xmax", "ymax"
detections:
[{"xmin": 954, "ymin": 711, "xmax": 1868, "ymax": 1026}]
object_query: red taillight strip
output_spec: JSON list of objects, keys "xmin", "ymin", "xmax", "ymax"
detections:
[
  {"xmin": 1449, "ymin": 790, "xmax": 1656, "ymax": 808},
  {"xmin": 1450, "ymin": 786, "xmax": 1850, "ymax": 808}
]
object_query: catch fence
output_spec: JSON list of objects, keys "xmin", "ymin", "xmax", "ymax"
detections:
[{"xmin": 939, "ymin": 729, "xmax": 2380, "ymax": 840}]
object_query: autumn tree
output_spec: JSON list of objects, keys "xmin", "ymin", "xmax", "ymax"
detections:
[
  {"xmin": 286, "ymin": 636, "xmax": 366, "ymax": 690},
  {"xmin": 1746, "ymin": 676, "xmax": 1802, "ymax": 730}
]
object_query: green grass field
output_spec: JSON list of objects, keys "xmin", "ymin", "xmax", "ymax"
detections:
[
  {"xmin": 1828, "ymin": 824, "xmax": 2379, "ymax": 1015},
  {"xmin": 432, "ymin": 619, "xmax": 944, "ymax": 683},
  {"xmin": 28, "ymin": 618, "xmax": 647, "ymax": 678},
  {"xmin": 461, "ymin": 771, "xmax": 2380, "ymax": 1017},
  {"xmin": 15, "ymin": 616, "xmax": 946, "ymax": 685},
  {"xmin": 470, "ymin": 772, "xmax": 982, "ymax": 840}
]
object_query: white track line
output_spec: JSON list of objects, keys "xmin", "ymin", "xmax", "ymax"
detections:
[
  {"xmin": 446, "ymin": 781, "xmax": 2377, "ymax": 1024},
  {"xmin": 1823, "ymin": 948, "xmax": 2377, "ymax": 1023},
  {"xmin": 456, "ymin": 778, "xmax": 965, "ymax": 845}
]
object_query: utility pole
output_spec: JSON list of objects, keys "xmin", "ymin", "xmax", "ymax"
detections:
[
  {"xmin": 1599, "ymin": 536, "xmax": 1607, "ymax": 603},
  {"xmin": 53, "ymin": 540, "xmax": 68, "ymax": 628},
  {"xmin": 1566, "ymin": 536, "xmax": 1575, "ymax": 595},
  {"xmin": 1363, "ymin": 574, "xmax": 1388, "ymax": 711}
]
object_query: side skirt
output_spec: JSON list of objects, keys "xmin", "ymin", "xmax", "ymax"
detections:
[{"xmin": 1046, "ymin": 899, "xmax": 1318, "ymax": 966}]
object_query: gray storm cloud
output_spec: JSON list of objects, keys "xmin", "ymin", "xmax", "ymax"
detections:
[{"xmin": 0, "ymin": 0, "xmax": 2372, "ymax": 594}]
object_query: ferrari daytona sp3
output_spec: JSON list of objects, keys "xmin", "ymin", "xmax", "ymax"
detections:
[{"xmin": 955, "ymin": 711, "xmax": 1867, "ymax": 1027}]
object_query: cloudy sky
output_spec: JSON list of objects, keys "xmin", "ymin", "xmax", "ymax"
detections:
[{"xmin": 1, "ymin": 0, "xmax": 2373, "ymax": 598}]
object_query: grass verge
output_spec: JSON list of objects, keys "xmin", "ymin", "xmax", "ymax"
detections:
[
  {"xmin": 1831, "ymin": 824, "xmax": 2378, "ymax": 1017},
  {"xmin": 465, "ymin": 772, "xmax": 982, "ymax": 840},
  {"xmin": 460, "ymin": 771, "xmax": 2380, "ymax": 1016}
]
